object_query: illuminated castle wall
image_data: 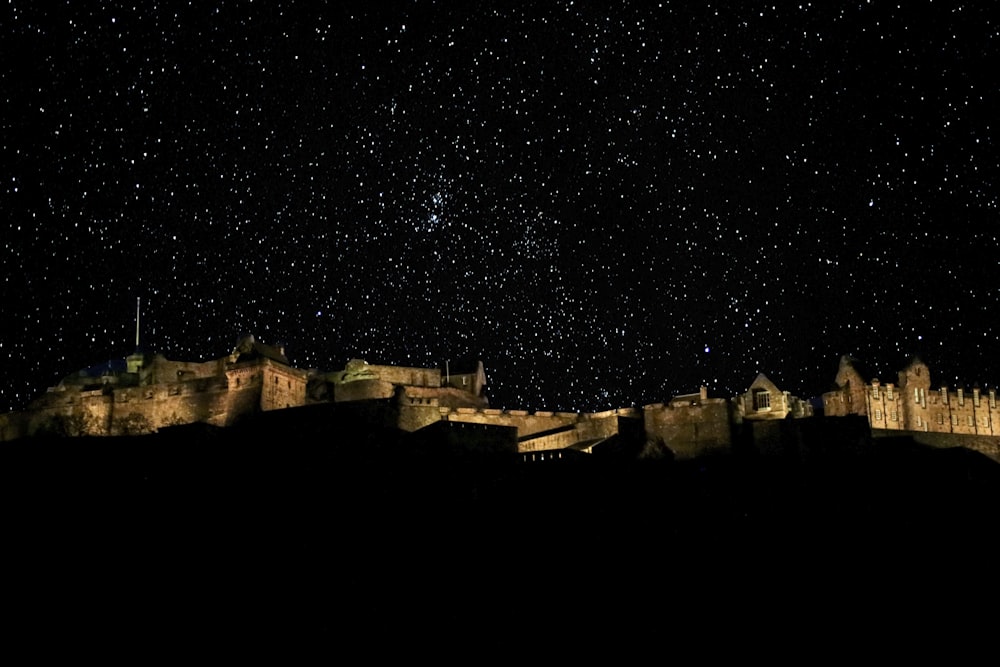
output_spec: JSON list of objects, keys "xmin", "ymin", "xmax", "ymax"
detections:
[
  {"xmin": 5, "ymin": 335, "xmax": 998, "ymax": 463},
  {"xmin": 0, "ymin": 336, "xmax": 309, "ymax": 441},
  {"xmin": 823, "ymin": 355, "xmax": 1000, "ymax": 436},
  {"xmin": 0, "ymin": 333, "xmax": 814, "ymax": 460}
]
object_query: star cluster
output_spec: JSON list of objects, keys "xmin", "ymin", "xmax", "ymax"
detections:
[{"xmin": 3, "ymin": 2, "xmax": 998, "ymax": 413}]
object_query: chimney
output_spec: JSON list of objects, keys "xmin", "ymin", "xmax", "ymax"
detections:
[{"xmin": 699, "ymin": 386, "xmax": 708, "ymax": 401}]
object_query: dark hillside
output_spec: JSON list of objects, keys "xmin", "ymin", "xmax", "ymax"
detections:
[{"xmin": 3, "ymin": 409, "xmax": 999, "ymax": 649}]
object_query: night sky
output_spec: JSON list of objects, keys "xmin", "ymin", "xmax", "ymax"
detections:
[{"xmin": 3, "ymin": 2, "xmax": 998, "ymax": 414}]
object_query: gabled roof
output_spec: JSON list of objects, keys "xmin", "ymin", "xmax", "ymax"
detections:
[{"xmin": 747, "ymin": 372, "xmax": 782, "ymax": 395}]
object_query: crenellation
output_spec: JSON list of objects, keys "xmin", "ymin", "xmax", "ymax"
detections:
[
  {"xmin": 8, "ymin": 331, "xmax": 1000, "ymax": 464},
  {"xmin": 822, "ymin": 357, "xmax": 1000, "ymax": 446}
]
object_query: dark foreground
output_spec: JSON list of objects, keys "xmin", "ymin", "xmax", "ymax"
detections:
[{"xmin": 4, "ymin": 411, "xmax": 1000, "ymax": 653}]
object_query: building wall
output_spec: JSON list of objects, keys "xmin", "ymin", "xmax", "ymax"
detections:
[
  {"xmin": 1, "ymin": 352, "xmax": 309, "ymax": 441},
  {"xmin": 825, "ymin": 358, "xmax": 1000, "ymax": 453},
  {"xmin": 865, "ymin": 381, "xmax": 905, "ymax": 431},
  {"xmin": 644, "ymin": 398, "xmax": 733, "ymax": 460},
  {"xmin": 260, "ymin": 362, "xmax": 309, "ymax": 411},
  {"xmin": 334, "ymin": 361, "xmax": 441, "ymax": 388},
  {"xmin": 334, "ymin": 379, "xmax": 397, "ymax": 403},
  {"xmin": 736, "ymin": 374, "xmax": 812, "ymax": 422},
  {"xmin": 440, "ymin": 407, "xmax": 580, "ymax": 439},
  {"xmin": 823, "ymin": 356, "xmax": 869, "ymax": 417},
  {"xmin": 519, "ymin": 427, "xmax": 578, "ymax": 453}
]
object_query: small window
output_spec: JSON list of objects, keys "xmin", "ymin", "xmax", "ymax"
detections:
[
  {"xmin": 872, "ymin": 385, "xmax": 880, "ymax": 400},
  {"xmin": 968, "ymin": 415, "xmax": 975, "ymax": 427},
  {"xmin": 937, "ymin": 413, "xmax": 945, "ymax": 425},
  {"xmin": 753, "ymin": 389, "xmax": 771, "ymax": 411},
  {"xmin": 874, "ymin": 409, "xmax": 882, "ymax": 421},
  {"xmin": 887, "ymin": 385, "xmax": 894, "ymax": 400},
  {"xmin": 890, "ymin": 410, "xmax": 898, "ymax": 422}
]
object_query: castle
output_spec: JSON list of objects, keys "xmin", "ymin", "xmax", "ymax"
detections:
[
  {"xmin": 823, "ymin": 354, "xmax": 1000, "ymax": 452},
  {"xmin": 0, "ymin": 335, "xmax": 309, "ymax": 441},
  {"xmin": 0, "ymin": 331, "xmax": 815, "ymax": 458},
  {"xmin": 4, "ymin": 333, "xmax": 998, "ymax": 463}
]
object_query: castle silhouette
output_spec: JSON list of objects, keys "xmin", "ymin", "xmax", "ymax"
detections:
[{"xmin": 3, "ymin": 334, "xmax": 999, "ymax": 463}]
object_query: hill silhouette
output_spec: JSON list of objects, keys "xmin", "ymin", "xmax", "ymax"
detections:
[{"xmin": 3, "ymin": 407, "xmax": 1000, "ymax": 649}]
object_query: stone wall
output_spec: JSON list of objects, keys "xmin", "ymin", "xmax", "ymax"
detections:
[
  {"xmin": 519, "ymin": 426, "xmax": 578, "ymax": 453},
  {"xmin": 334, "ymin": 379, "xmax": 396, "ymax": 403},
  {"xmin": 440, "ymin": 407, "xmax": 579, "ymax": 439},
  {"xmin": 872, "ymin": 428, "xmax": 1000, "ymax": 464},
  {"xmin": 644, "ymin": 399, "xmax": 733, "ymax": 460},
  {"xmin": 832, "ymin": 360, "xmax": 1000, "ymax": 439},
  {"xmin": 260, "ymin": 362, "xmax": 309, "ymax": 412},
  {"xmin": 361, "ymin": 364, "xmax": 441, "ymax": 388}
]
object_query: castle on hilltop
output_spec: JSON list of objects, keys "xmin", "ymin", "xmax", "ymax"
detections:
[
  {"xmin": 5, "ymin": 333, "xmax": 998, "ymax": 463},
  {"xmin": 0, "ymin": 335, "xmax": 310, "ymax": 441},
  {"xmin": 0, "ymin": 332, "xmax": 820, "ymax": 460}
]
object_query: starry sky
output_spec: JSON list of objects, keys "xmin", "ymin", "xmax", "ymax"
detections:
[{"xmin": 3, "ymin": 1, "xmax": 998, "ymax": 414}]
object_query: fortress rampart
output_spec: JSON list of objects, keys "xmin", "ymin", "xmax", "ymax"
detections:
[
  {"xmin": 823, "ymin": 356, "xmax": 1000, "ymax": 438},
  {"xmin": 1, "ymin": 337, "xmax": 310, "ymax": 441},
  {"xmin": 7, "ymin": 337, "xmax": 1000, "ymax": 465}
]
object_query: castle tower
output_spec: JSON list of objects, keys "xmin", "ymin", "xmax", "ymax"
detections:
[{"xmin": 898, "ymin": 356, "xmax": 931, "ymax": 431}]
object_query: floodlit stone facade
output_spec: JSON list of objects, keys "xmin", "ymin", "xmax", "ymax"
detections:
[
  {"xmin": 823, "ymin": 356, "xmax": 1000, "ymax": 437},
  {"xmin": 9, "ymin": 332, "xmax": 998, "ymax": 463},
  {"xmin": 643, "ymin": 386, "xmax": 734, "ymax": 460},
  {"xmin": 734, "ymin": 373, "xmax": 814, "ymax": 422},
  {"xmin": 0, "ymin": 335, "xmax": 309, "ymax": 441}
]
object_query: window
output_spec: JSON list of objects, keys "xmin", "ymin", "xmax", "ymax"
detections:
[
  {"xmin": 968, "ymin": 416, "xmax": 975, "ymax": 427},
  {"xmin": 940, "ymin": 387, "xmax": 948, "ymax": 403},
  {"xmin": 872, "ymin": 385, "xmax": 880, "ymax": 400},
  {"xmin": 958, "ymin": 389, "xmax": 964, "ymax": 407},
  {"xmin": 937, "ymin": 413, "xmax": 944, "ymax": 425},
  {"xmin": 890, "ymin": 410, "xmax": 898, "ymax": 422},
  {"xmin": 753, "ymin": 389, "xmax": 771, "ymax": 411},
  {"xmin": 974, "ymin": 388, "xmax": 981, "ymax": 407},
  {"xmin": 887, "ymin": 385, "xmax": 894, "ymax": 400},
  {"xmin": 874, "ymin": 409, "xmax": 882, "ymax": 421}
]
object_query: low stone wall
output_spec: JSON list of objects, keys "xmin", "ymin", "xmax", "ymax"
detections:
[{"xmin": 872, "ymin": 428, "xmax": 1000, "ymax": 463}]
